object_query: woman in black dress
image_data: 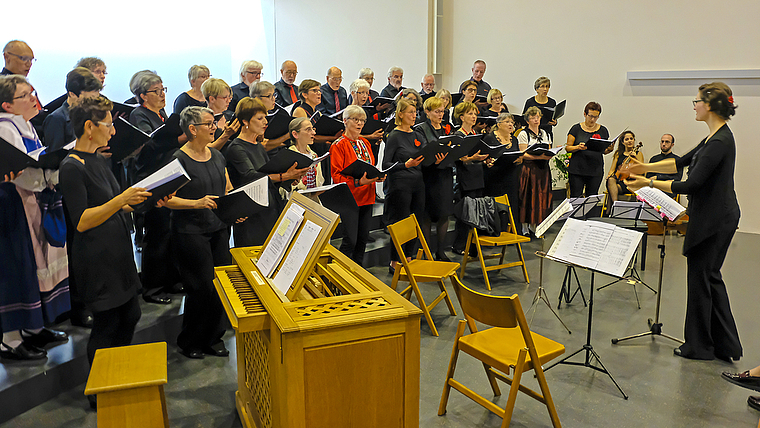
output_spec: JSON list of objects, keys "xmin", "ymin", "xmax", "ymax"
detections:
[
  {"xmin": 164, "ymin": 106, "xmax": 243, "ymax": 359},
  {"xmin": 483, "ymin": 113, "xmax": 522, "ymax": 233},
  {"xmin": 565, "ymin": 101, "xmax": 612, "ymax": 197},
  {"xmin": 225, "ymin": 97, "xmax": 308, "ymax": 246},
  {"xmin": 624, "ymin": 82, "xmax": 742, "ymax": 361},
  {"xmin": 416, "ymin": 96, "xmax": 453, "ymax": 261},
  {"xmin": 383, "ymin": 99, "xmax": 425, "ymax": 272},
  {"xmin": 522, "ymin": 76, "xmax": 557, "ymax": 140},
  {"xmin": 59, "ymin": 96, "xmax": 151, "ymax": 373},
  {"xmin": 173, "ymin": 64, "xmax": 209, "ymax": 114}
]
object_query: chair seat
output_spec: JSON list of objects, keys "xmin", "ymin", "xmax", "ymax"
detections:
[
  {"xmin": 478, "ymin": 232, "xmax": 531, "ymax": 246},
  {"xmin": 398, "ymin": 259, "xmax": 459, "ymax": 282},
  {"xmin": 459, "ymin": 327, "xmax": 565, "ymax": 372}
]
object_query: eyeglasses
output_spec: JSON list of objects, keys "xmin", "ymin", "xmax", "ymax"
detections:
[
  {"xmin": 348, "ymin": 117, "xmax": 366, "ymax": 124},
  {"xmin": 464, "ymin": 88, "xmax": 476, "ymax": 93},
  {"xmin": 298, "ymin": 125, "xmax": 315, "ymax": 133},
  {"xmin": 12, "ymin": 90, "xmax": 36, "ymax": 101},
  {"xmin": 192, "ymin": 121, "xmax": 218, "ymax": 128},
  {"xmin": 308, "ymin": 88, "xmax": 321, "ymax": 94},
  {"xmin": 98, "ymin": 121, "xmax": 114, "ymax": 129},
  {"xmin": 586, "ymin": 114, "xmax": 599, "ymax": 119},
  {"xmin": 246, "ymin": 70, "xmax": 262, "ymax": 77},
  {"xmin": 692, "ymin": 99, "xmax": 705, "ymax": 106},
  {"xmin": 145, "ymin": 87, "xmax": 168, "ymax": 95},
  {"xmin": 6, "ymin": 52, "xmax": 36, "ymax": 63},
  {"xmin": 283, "ymin": 70, "xmax": 297, "ymax": 76},
  {"xmin": 329, "ymin": 76, "xmax": 343, "ymax": 82},
  {"xmin": 260, "ymin": 93, "xmax": 274, "ymax": 99}
]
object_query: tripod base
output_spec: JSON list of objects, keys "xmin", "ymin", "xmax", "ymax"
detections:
[
  {"xmin": 558, "ymin": 265, "xmax": 587, "ymax": 309},
  {"xmin": 611, "ymin": 318, "xmax": 684, "ymax": 345},
  {"xmin": 528, "ymin": 286, "xmax": 572, "ymax": 334},
  {"xmin": 544, "ymin": 344, "xmax": 628, "ymax": 399}
]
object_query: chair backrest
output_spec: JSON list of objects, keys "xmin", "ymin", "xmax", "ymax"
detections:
[
  {"xmin": 387, "ymin": 213, "xmax": 434, "ymax": 261},
  {"xmin": 494, "ymin": 193, "xmax": 518, "ymax": 234}
]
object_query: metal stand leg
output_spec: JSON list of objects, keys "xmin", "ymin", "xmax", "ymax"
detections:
[
  {"xmin": 612, "ymin": 220, "xmax": 684, "ymax": 345},
  {"xmin": 529, "ymin": 238, "xmax": 572, "ymax": 334},
  {"xmin": 598, "ymin": 248, "xmax": 656, "ymax": 309},
  {"xmin": 545, "ymin": 272, "xmax": 628, "ymax": 399},
  {"xmin": 558, "ymin": 265, "xmax": 587, "ymax": 309}
]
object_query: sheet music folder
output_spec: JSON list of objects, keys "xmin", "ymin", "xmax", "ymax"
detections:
[
  {"xmin": 130, "ymin": 158, "xmax": 190, "ymax": 213},
  {"xmin": 214, "ymin": 176, "xmax": 269, "ymax": 224}
]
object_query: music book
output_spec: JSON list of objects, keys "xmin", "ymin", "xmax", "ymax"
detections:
[
  {"xmin": 547, "ymin": 218, "xmax": 643, "ymax": 278},
  {"xmin": 340, "ymin": 159, "xmax": 397, "ymax": 179},
  {"xmin": 585, "ymin": 128, "xmax": 629, "ymax": 152},
  {"xmin": 493, "ymin": 149, "xmax": 524, "ymax": 166},
  {"xmin": 108, "ymin": 117, "xmax": 164, "ymax": 162},
  {"xmin": 437, "ymin": 134, "xmax": 483, "ymax": 168},
  {"xmin": 552, "ymin": 100, "xmax": 567, "ymax": 121},
  {"xmin": 453, "ymin": 93, "xmax": 487, "ymax": 104},
  {"xmin": 361, "ymin": 114, "xmax": 393, "ymax": 135},
  {"xmin": 634, "ymin": 187, "xmax": 687, "ymax": 221},
  {"xmin": 609, "ymin": 201, "xmax": 662, "ymax": 222},
  {"xmin": 264, "ymin": 108, "xmax": 292, "ymax": 140},
  {"xmin": 512, "ymin": 113, "xmax": 527, "ymax": 128},
  {"xmin": 130, "ymin": 158, "xmax": 190, "ymax": 213},
  {"xmin": 258, "ymin": 147, "xmax": 327, "ymax": 175},
  {"xmin": 476, "ymin": 116, "xmax": 498, "ymax": 127},
  {"xmin": 525, "ymin": 143, "xmax": 563, "ymax": 157},
  {"xmin": 256, "ymin": 203, "xmax": 305, "ymax": 278},
  {"xmin": 473, "ymin": 139, "xmax": 510, "ymax": 158},
  {"xmin": 32, "ymin": 141, "xmax": 76, "ymax": 170},
  {"xmin": 214, "ymin": 176, "xmax": 269, "ymax": 224},
  {"xmin": 152, "ymin": 113, "xmax": 183, "ymax": 143},
  {"xmin": 311, "ymin": 111, "xmax": 345, "ymax": 136},
  {"xmin": 410, "ymin": 141, "xmax": 447, "ymax": 167},
  {"xmin": 536, "ymin": 198, "xmax": 574, "ymax": 238},
  {"xmin": 112, "ymin": 102, "xmax": 138, "ymax": 119},
  {"xmin": 420, "ymin": 92, "xmax": 436, "ymax": 102},
  {"xmin": 0, "ymin": 137, "xmax": 76, "ymax": 177},
  {"xmin": 272, "ymin": 219, "xmax": 323, "ymax": 294},
  {"xmin": 298, "ymin": 182, "xmax": 358, "ymax": 212},
  {"xmin": 368, "ymin": 96, "xmax": 396, "ymax": 108}
]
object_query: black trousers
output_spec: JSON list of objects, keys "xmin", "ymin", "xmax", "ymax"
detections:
[
  {"xmin": 568, "ymin": 174, "xmax": 603, "ymax": 198},
  {"xmin": 681, "ymin": 226, "xmax": 743, "ymax": 359},
  {"xmin": 339, "ymin": 204, "xmax": 373, "ymax": 267},
  {"xmin": 87, "ymin": 295, "xmax": 141, "ymax": 366},
  {"xmin": 141, "ymin": 207, "xmax": 181, "ymax": 297},
  {"xmin": 453, "ymin": 188, "xmax": 483, "ymax": 252},
  {"xmin": 173, "ymin": 229, "xmax": 231, "ymax": 352},
  {"xmin": 386, "ymin": 183, "xmax": 425, "ymax": 262}
]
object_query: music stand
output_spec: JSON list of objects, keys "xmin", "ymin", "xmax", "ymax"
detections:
[
  {"xmin": 612, "ymin": 217, "xmax": 684, "ymax": 345},
  {"xmin": 539, "ymin": 253, "xmax": 628, "ymax": 399},
  {"xmin": 597, "ymin": 201, "xmax": 658, "ymax": 308},
  {"xmin": 555, "ymin": 195, "xmax": 603, "ymax": 308}
]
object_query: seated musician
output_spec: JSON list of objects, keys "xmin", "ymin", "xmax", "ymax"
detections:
[
  {"xmin": 646, "ymin": 133, "xmax": 683, "ymax": 198},
  {"xmin": 606, "ymin": 130, "xmax": 644, "ymax": 203}
]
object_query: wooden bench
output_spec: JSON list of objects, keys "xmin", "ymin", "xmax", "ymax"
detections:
[{"xmin": 84, "ymin": 342, "xmax": 169, "ymax": 427}]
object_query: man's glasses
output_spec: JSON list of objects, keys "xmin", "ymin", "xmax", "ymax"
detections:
[{"xmin": 6, "ymin": 52, "xmax": 35, "ymax": 63}]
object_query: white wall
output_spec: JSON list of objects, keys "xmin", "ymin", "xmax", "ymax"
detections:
[{"xmin": 439, "ymin": 0, "xmax": 760, "ymax": 233}]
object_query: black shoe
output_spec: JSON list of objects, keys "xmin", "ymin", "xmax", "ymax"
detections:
[
  {"xmin": 435, "ymin": 253, "xmax": 451, "ymax": 262},
  {"xmin": 749, "ymin": 396, "xmax": 760, "ymax": 412},
  {"xmin": 70, "ymin": 312, "xmax": 94, "ymax": 329},
  {"xmin": 143, "ymin": 294, "xmax": 172, "ymax": 305},
  {"xmin": 452, "ymin": 248, "xmax": 465, "ymax": 256},
  {"xmin": 21, "ymin": 328, "xmax": 68, "ymax": 349},
  {"xmin": 0, "ymin": 342, "xmax": 47, "ymax": 360},
  {"xmin": 722, "ymin": 371, "xmax": 760, "ymax": 392},
  {"xmin": 674, "ymin": 346, "xmax": 714, "ymax": 360},
  {"xmin": 165, "ymin": 282, "xmax": 185, "ymax": 294},
  {"xmin": 202, "ymin": 344, "xmax": 230, "ymax": 357},
  {"xmin": 180, "ymin": 348, "xmax": 204, "ymax": 359}
]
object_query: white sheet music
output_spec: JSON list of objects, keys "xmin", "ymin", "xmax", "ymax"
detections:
[
  {"xmin": 255, "ymin": 204, "xmax": 305, "ymax": 277},
  {"xmin": 272, "ymin": 220, "xmax": 322, "ymax": 294},
  {"xmin": 536, "ymin": 199, "xmax": 573, "ymax": 238},
  {"xmin": 298, "ymin": 182, "xmax": 344, "ymax": 195},
  {"xmin": 228, "ymin": 176, "xmax": 269, "ymax": 206},
  {"xmin": 131, "ymin": 158, "xmax": 189, "ymax": 190},
  {"xmin": 547, "ymin": 218, "xmax": 642, "ymax": 277},
  {"xmin": 310, "ymin": 152, "xmax": 330, "ymax": 167},
  {"xmin": 634, "ymin": 187, "xmax": 686, "ymax": 221}
]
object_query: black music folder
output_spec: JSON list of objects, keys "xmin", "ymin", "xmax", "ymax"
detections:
[
  {"xmin": 340, "ymin": 159, "xmax": 397, "ymax": 179},
  {"xmin": 436, "ymin": 134, "xmax": 482, "ymax": 168},
  {"xmin": 214, "ymin": 176, "xmax": 269, "ymax": 224},
  {"xmin": 413, "ymin": 142, "xmax": 450, "ymax": 167},
  {"xmin": 311, "ymin": 111, "xmax": 345, "ymax": 136},
  {"xmin": 552, "ymin": 100, "xmax": 566, "ymax": 121},
  {"xmin": 151, "ymin": 113, "xmax": 183, "ymax": 143},
  {"xmin": 264, "ymin": 108, "xmax": 292, "ymax": 140},
  {"xmin": 525, "ymin": 143, "xmax": 562, "ymax": 157},
  {"xmin": 112, "ymin": 102, "xmax": 138, "ymax": 119},
  {"xmin": 109, "ymin": 117, "xmax": 160, "ymax": 162},
  {"xmin": 473, "ymin": 139, "xmax": 509, "ymax": 158},
  {"xmin": 130, "ymin": 158, "xmax": 190, "ymax": 213},
  {"xmin": 494, "ymin": 149, "xmax": 524, "ymax": 166},
  {"xmin": 585, "ymin": 128, "xmax": 627, "ymax": 152},
  {"xmin": 368, "ymin": 96, "xmax": 396, "ymax": 108},
  {"xmin": 258, "ymin": 149, "xmax": 328, "ymax": 174},
  {"xmin": 299, "ymin": 182, "xmax": 358, "ymax": 212},
  {"xmin": 0, "ymin": 136, "xmax": 36, "ymax": 177},
  {"xmin": 476, "ymin": 116, "xmax": 497, "ymax": 127},
  {"xmin": 33, "ymin": 143, "xmax": 74, "ymax": 170}
]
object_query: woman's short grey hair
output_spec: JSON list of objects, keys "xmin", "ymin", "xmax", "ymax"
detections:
[
  {"xmin": 495, "ymin": 112, "xmax": 514, "ymax": 131},
  {"xmin": 387, "ymin": 66, "xmax": 403, "ymax": 77},
  {"xmin": 239, "ymin": 60, "xmax": 263, "ymax": 82},
  {"xmin": 75, "ymin": 57, "xmax": 105, "ymax": 71},
  {"xmin": 129, "ymin": 70, "xmax": 162, "ymax": 105},
  {"xmin": 179, "ymin": 106, "xmax": 214, "ymax": 140},
  {"xmin": 402, "ymin": 88, "xmax": 423, "ymax": 108},
  {"xmin": 288, "ymin": 117, "xmax": 310, "ymax": 139},
  {"xmin": 358, "ymin": 68, "xmax": 374, "ymax": 79},
  {"xmin": 188, "ymin": 65, "xmax": 210, "ymax": 83},
  {"xmin": 249, "ymin": 80, "xmax": 275, "ymax": 98},
  {"xmin": 534, "ymin": 76, "xmax": 551, "ymax": 90},
  {"xmin": 349, "ymin": 79, "xmax": 370, "ymax": 93},
  {"xmin": 342, "ymin": 104, "xmax": 367, "ymax": 121}
]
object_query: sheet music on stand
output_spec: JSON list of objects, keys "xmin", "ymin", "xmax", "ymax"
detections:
[
  {"xmin": 272, "ymin": 220, "xmax": 323, "ymax": 294},
  {"xmin": 558, "ymin": 194, "xmax": 604, "ymax": 220},
  {"xmin": 547, "ymin": 218, "xmax": 642, "ymax": 278},
  {"xmin": 634, "ymin": 187, "xmax": 687, "ymax": 221},
  {"xmin": 535, "ymin": 199, "xmax": 574, "ymax": 238},
  {"xmin": 255, "ymin": 203, "xmax": 305, "ymax": 277},
  {"xmin": 609, "ymin": 201, "xmax": 662, "ymax": 222}
]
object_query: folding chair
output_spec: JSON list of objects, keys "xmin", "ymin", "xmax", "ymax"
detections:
[
  {"xmin": 460, "ymin": 194, "xmax": 530, "ymax": 290},
  {"xmin": 439, "ymin": 277, "xmax": 564, "ymax": 427},
  {"xmin": 388, "ymin": 213, "xmax": 458, "ymax": 337}
]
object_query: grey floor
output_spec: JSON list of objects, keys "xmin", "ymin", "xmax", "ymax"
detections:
[{"xmin": 4, "ymin": 229, "xmax": 760, "ymax": 428}]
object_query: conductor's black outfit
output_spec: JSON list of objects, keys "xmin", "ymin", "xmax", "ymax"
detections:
[{"xmin": 670, "ymin": 123, "xmax": 741, "ymax": 360}]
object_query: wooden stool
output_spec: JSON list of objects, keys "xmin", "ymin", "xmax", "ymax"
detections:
[{"xmin": 85, "ymin": 342, "xmax": 169, "ymax": 427}]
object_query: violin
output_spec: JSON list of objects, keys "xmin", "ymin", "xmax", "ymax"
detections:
[{"xmin": 615, "ymin": 141, "xmax": 643, "ymax": 180}]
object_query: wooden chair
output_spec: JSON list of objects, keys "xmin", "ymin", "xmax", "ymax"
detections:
[
  {"xmin": 460, "ymin": 194, "xmax": 530, "ymax": 290},
  {"xmin": 439, "ymin": 277, "xmax": 564, "ymax": 427},
  {"xmin": 388, "ymin": 213, "xmax": 458, "ymax": 337}
]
